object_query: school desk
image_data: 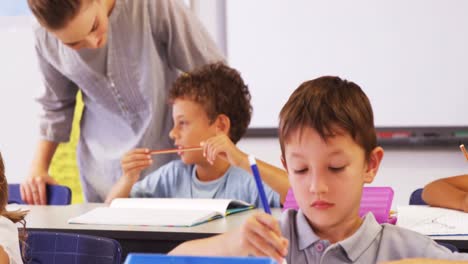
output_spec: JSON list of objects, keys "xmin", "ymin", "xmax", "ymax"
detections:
[
  {"xmin": 20, "ymin": 203, "xmax": 468, "ymax": 259},
  {"xmin": 20, "ymin": 203, "xmax": 281, "ymax": 259}
]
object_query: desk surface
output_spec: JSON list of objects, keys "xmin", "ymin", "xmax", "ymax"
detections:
[
  {"xmin": 20, "ymin": 203, "xmax": 281, "ymax": 257},
  {"xmin": 22, "ymin": 203, "xmax": 281, "ymax": 238},
  {"xmin": 19, "ymin": 203, "xmax": 468, "ymax": 255}
]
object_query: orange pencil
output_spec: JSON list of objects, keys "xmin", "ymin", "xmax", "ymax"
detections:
[
  {"xmin": 460, "ymin": 144, "xmax": 468, "ymax": 161},
  {"xmin": 150, "ymin": 146, "xmax": 202, "ymax": 155}
]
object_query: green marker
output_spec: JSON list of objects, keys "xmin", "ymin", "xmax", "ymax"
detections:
[{"xmin": 454, "ymin": 131, "xmax": 468, "ymax": 138}]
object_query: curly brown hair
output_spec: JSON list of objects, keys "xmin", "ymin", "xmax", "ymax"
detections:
[
  {"xmin": 0, "ymin": 152, "xmax": 28, "ymax": 258},
  {"xmin": 169, "ymin": 63, "xmax": 252, "ymax": 143},
  {"xmin": 27, "ymin": 0, "xmax": 86, "ymax": 30},
  {"xmin": 279, "ymin": 76, "xmax": 377, "ymax": 161}
]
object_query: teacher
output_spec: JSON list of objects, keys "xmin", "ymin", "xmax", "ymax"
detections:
[{"xmin": 21, "ymin": 0, "xmax": 223, "ymax": 203}]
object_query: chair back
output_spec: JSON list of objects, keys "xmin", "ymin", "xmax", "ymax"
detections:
[
  {"xmin": 437, "ymin": 242, "xmax": 458, "ymax": 252},
  {"xmin": 359, "ymin": 187, "xmax": 395, "ymax": 224},
  {"xmin": 25, "ymin": 231, "xmax": 122, "ymax": 264},
  {"xmin": 283, "ymin": 187, "xmax": 396, "ymax": 224},
  {"xmin": 8, "ymin": 184, "xmax": 71, "ymax": 205},
  {"xmin": 409, "ymin": 188, "xmax": 427, "ymax": 205},
  {"xmin": 283, "ymin": 189, "xmax": 299, "ymax": 211}
]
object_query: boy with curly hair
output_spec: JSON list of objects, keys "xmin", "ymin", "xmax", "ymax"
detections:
[{"xmin": 106, "ymin": 63, "xmax": 289, "ymax": 208}]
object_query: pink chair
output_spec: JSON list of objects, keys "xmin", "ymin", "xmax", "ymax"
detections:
[
  {"xmin": 283, "ymin": 186, "xmax": 396, "ymax": 224},
  {"xmin": 359, "ymin": 187, "xmax": 396, "ymax": 224},
  {"xmin": 283, "ymin": 188, "xmax": 300, "ymax": 211}
]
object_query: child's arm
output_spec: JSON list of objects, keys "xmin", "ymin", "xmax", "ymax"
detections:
[
  {"xmin": 0, "ymin": 246, "xmax": 8, "ymax": 263},
  {"xmin": 169, "ymin": 212, "xmax": 288, "ymax": 264},
  {"xmin": 105, "ymin": 148, "xmax": 153, "ymax": 204},
  {"xmin": 381, "ymin": 259, "xmax": 463, "ymax": 264},
  {"xmin": 201, "ymin": 134, "xmax": 290, "ymax": 203},
  {"xmin": 422, "ymin": 174, "xmax": 468, "ymax": 212},
  {"xmin": 169, "ymin": 231, "xmax": 241, "ymax": 256}
]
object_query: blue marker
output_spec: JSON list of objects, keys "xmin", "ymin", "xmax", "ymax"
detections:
[{"xmin": 248, "ymin": 155, "xmax": 271, "ymax": 214}]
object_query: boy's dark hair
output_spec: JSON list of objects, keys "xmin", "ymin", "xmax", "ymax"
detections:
[
  {"xmin": 279, "ymin": 76, "xmax": 377, "ymax": 160},
  {"xmin": 169, "ymin": 62, "xmax": 252, "ymax": 143},
  {"xmin": 27, "ymin": 0, "xmax": 84, "ymax": 30},
  {"xmin": 0, "ymin": 152, "xmax": 28, "ymax": 258}
]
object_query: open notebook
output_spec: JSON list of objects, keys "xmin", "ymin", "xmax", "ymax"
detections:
[
  {"xmin": 397, "ymin": 205, "xmax": 468, "ymax": 236},
  {"xmin": 68, "ymin": 198, "xmax": 254, "ymax": 227}
]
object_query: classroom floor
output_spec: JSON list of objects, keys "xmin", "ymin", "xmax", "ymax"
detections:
[{"xmin": 49, "ymin": 93, "xmax": 84, "ymax": 204}]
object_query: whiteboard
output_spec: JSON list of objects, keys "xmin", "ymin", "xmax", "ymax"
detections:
[
  {"xmin": 0, "ymin": 7, "xmax": 40, "ymax": 183},
  {"xmin": 226, "ymin": 0, "xmax": 467, "ymax": 129}
]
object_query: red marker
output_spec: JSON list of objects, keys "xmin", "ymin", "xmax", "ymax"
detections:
[{"xmin": 377, "ymin": 131, "xmax": 411, "ymax": 139}]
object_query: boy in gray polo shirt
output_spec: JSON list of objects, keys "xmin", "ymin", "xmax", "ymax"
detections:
[{"xmin": 170, "ymin": 76, "xmax": 468, "ymax": 263}]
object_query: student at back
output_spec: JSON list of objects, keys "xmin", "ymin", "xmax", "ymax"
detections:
[
  {"xmin": 0, "ymin": 152, "xmax": 27, "ymax": 264},
  {"xmin": 106, "ymin": 63, "xmax": 289, "ymax": 208},
  {"xmin": 170, "ymin": 76, "xmax": 468, "ymax": 263},
  {"xmin": 422, "ymin": 174, "xmax": 468, "ymax": 212}
]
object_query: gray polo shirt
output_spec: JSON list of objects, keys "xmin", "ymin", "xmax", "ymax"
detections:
[
  {"xmin": 280, "ymin": 209, "xmax": 468, "ymax": 263},
  {"xmin": 33, "ymin": 0, "xmax": 223, "ymax": 202}
]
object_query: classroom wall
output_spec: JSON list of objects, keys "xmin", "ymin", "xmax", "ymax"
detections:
[
  {"xmin": 237, "ymin": 138, "xmax": 467, "ymax": 208},
  {"xmin": 0, "ymin": 15, "xmax": 41, "ymax": 185},
  {"xmin": 190, "ymin": 0, "xmax": 227, "ymax": 56},
  {"xmin": 226, "ymin": 0, "xmax": 468, "ymax": 129}
]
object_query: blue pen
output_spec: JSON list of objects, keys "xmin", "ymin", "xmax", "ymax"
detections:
[{"xmin": 248, "ymin": 155, "xmax": 271, "ymax": 214}]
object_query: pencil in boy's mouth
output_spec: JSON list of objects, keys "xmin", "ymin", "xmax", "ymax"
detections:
[{"xmin": 150, "ymin": 146, "xmax": 202, "ymax": 155}]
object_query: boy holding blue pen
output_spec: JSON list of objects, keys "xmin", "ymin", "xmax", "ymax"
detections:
[
  {"xmin": 106, "ymin": 63, "xmax": 290, "ymax": 208},
  {"xmin": 248, "ymin": 155, "xmax": 272, "ymax": 214},
  {"xmin": 170, "ymin": 76, "xmax": 468, "ymax": 263}
]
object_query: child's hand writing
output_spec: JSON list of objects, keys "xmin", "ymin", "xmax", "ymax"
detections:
[
  {"xmin": 201, "ymin": 134, "xmax": 247, "ymax": 167},
  {"xmin": 121, "ymin": 148, "xmax": 152, "ymax": 183},
  {"xmin": 235, "ymin": 212, "xmax": 288, "ymax": 264}
]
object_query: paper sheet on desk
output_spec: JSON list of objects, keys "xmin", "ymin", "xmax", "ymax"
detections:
[
  {"xmin": 6, "ymin": 204, "xmax": 29, "ymax": 212},
  {"xmin": 397, "ymin": 205, "xmax": 468, "ymax": 236}
]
